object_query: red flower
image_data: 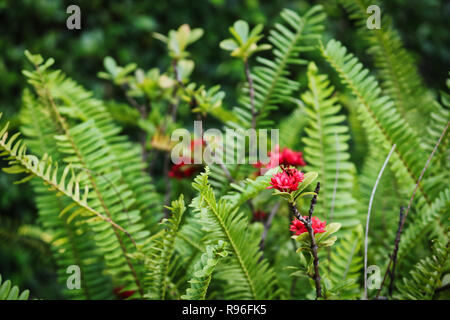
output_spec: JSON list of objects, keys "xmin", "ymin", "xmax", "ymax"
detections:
[
  {"xmin": 113, "ymin": 287, "xmax": 135, "ymax": 299},
  {"xmin": 290, "ymin": 216, "xmax": 326, "ymax": 236},
  {"xmin": 267, "ymin": 167, "xmax": 304, "ymax": 192},
  {"xmin": 169, "ymin": 157, "xmax": 199, "ymax": 179},
  {"xmin": 254, "ymin": 145, "xmax": 306, "ymax": 173},
  {"xmin": 190, "ymin": 138, "xmax": 205, "ymax": 152},
  {"xmin": 253, "ymin": 210, "xmax": 267, "ymax": 222},
  {"xmin": 280, "ymin": 148, "xmax": 306, "ymax": 167}
]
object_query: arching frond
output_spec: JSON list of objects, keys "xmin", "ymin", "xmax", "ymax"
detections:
[
  {"xmin": 190, "ymin": 167, "xmax": 278, "ymax": 299},
  {"xmin": 146, "ymin": 195, "xmax": 186, "ymax": 300},
  {"xmin": 301, "ymin": 62, "xmax": 360, "ymax": 229},
  {"xmin": 321, "ymin": 40, "xmax": 432, "ymax": 209},
  {"xmin": 339, "ymin": 0, "xmax": 438, "ymax": 135}
]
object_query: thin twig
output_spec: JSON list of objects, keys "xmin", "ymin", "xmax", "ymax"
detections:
[
  {"xmin": 377, "ymin": 121, "xmax": 449, "ymax": 298},
  {"xmin": 244, "ymin": 59, "xmax": 256, "ymax": 130},
  {"xmin": 162, "ymin": 60, "xmax": 184, "ymax": 216},
  {"xmin": 401, "ymin": 120, "xmax": 450, "ymax": 229},
  {"xmin": 308, "ymin": 182, "xmax": 320, "ymax": 219},
  {"xmin": 388, "ymin": 206, "xmax": 405, "ymax": 296},
  {"xmin": 163, "ymin": 152, "xmax": 172, "ymax": 218},
  {"xmin": 259, "ymin": 201, "xmax": 281, "ymax": 252},
  {"xmin": 364, "ymin": 144, "xmax": 396, "ymax": 300}
]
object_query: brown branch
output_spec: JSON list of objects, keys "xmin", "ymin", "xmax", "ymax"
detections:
[
  {"xmin": 308, "ymin": 182, "xmax": 320, "ymax": 219},
  {"xmin": 388, "ymin": 206, "xmax": 405, "ymax": 296},
  {"xmin": 290, "ymin": 182, "xmax": 322, "ymax": 299}
]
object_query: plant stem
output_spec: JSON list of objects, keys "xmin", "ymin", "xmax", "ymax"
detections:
[
  {"xmin": 259, "ymin": 201, "xmax": 281, "ymax": 252},
  {"xmin": 308, "ymin": 182, "xmax": 320, "ymax": 219},
  {"xmin": 290, "ymin": 183, "xmax": 322, "ymax": 299},
  {"xmin": 244, "ymin": 59, "xmax": 256, "ymax": 130},
  {"xmin": 388, "ymin": 206, "xmax": 405, "ymax": 296}
]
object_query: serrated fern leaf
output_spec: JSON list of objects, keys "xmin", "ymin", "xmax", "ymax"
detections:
[
  {"xmin": 301, "ymin": 62, "xmax": 359, "ymax": 229},
  {"xmin": 181, "ymin": 240, "xmax": 228, "ymax": 300},
  {"xmin": 146, "ymin": 195, "xmax": 186, "ymax": 300},
  {"xmin": 339, "ymin": 0, "xmax": 438, "ymax": 136},
  {"xmin": 190, "ymin": 167, "xmax": 278, "ymax": 299},
  {"xmin": 321, "ymin": 39, "xmax": 432, "ymax": 209},
  {"xmin": 396, "ymin": 236, "xmax": 449, "ymax": 300}
]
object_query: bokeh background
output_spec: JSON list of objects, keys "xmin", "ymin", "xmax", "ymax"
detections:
[{"xmin": 0, "ymin": 0, "xmax": 449, "ymax": 298}]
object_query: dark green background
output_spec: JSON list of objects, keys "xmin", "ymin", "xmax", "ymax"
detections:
[{"xmin": 0, "ymin": 0, "xmax": 449, "ymax": 298}]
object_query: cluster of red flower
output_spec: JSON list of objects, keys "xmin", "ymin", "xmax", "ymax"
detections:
[
  {"xmin": 289, "ymin": 216, "xmax": 326, "ymax": 236},
  {"xmin": 266, "ymin": 167, "xmax": 305, "ymax": 193},
  {"xmin": 254, "ymin": 145, "xmax": 306, "ymax": 171},
  {"xmin": 266, "ymin": 166, "xmax": 327, "ymax": 236}
]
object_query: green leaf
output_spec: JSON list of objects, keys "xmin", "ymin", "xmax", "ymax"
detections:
[
  {"xmin": 292, "ymin": 171, "xmax": 318, "ymax": 199},
  {"xmin": 220, "ymin": 39, "xmax": 238, "ymax": 51}
]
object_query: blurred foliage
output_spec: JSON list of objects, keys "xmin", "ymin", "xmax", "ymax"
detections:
[{"xmin": 0, "ymin": 0, "xmax": 448, "ymax": 298}]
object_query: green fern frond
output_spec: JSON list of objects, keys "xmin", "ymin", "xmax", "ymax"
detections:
[
  {"xmin": 0, "ymin": 112, "xmax": 140, "ymax": 296},
  {"xmin": 146, "ymin": 195, "xmax": 186, "ymax": 300},
  {"xmin": 209, "ymin": 5, "xmax": 325, "ymax": 191},
  {"xmin": 181, "ymin": 240, "xmax": 228, "ymax": 300},
  {"xmin": 175, "ymin": 218, "xmax": 206, "ymax": 279},
  {"xmin": 0, "ymin": 274, "xmax": 30, "ymax": 300},
  {"xmin": 398, "ymin": 188, "xmax": 450, "ymax": 263},
  {"xmin": 21, "ymin": 54, "xmax": 163, "ymax": 297},
  {"xmin": 321, "ymin": 39, "xmax": 432, "ymax": 208},
  {"xmin": 396, "ymin": 235, "xmax": 449, "ymax": 300},
  {"xmin": 326, "ymin": 224, "xmax": 363, "ymax": 298},
  {"xmin": 339, "ymin": 0, "xmax": 438, "ymax": 135},
  {"xmin": 19, "ymin": 88, "xmax": 115, "ymax": 300},
  {"xmin": 222, "ymin": 167, "xmax": 276, "ymax": 212},
  {"xmin": 421, "ymin": 79, "xmax": 450, "ymax": 192},
  {"xmin": 301, "ymin": 62, "xmax": 360, "ymax": 229},
  {"xmin": 279, "ymin": 106, "xmax": 308, "ymax": 149},
  {"xmin": 190, "ymin": 167, "xmax": 278, "ymax": 299},
  {"xmin": 356, "ymin": 145, "xmax": 402, "ymax": 264}
]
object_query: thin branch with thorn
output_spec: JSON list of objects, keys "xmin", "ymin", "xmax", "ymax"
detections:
[
  {"xmin": 388, "ymin": 206, "xmax": 405, "ymax": 296},
  {"xmin": 291, "ymin": 182, "xmax": 322, "ymax": 299},
  {"xmin": 376, "ymin": 121, "xmax": 449, "ymax": 299}
]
